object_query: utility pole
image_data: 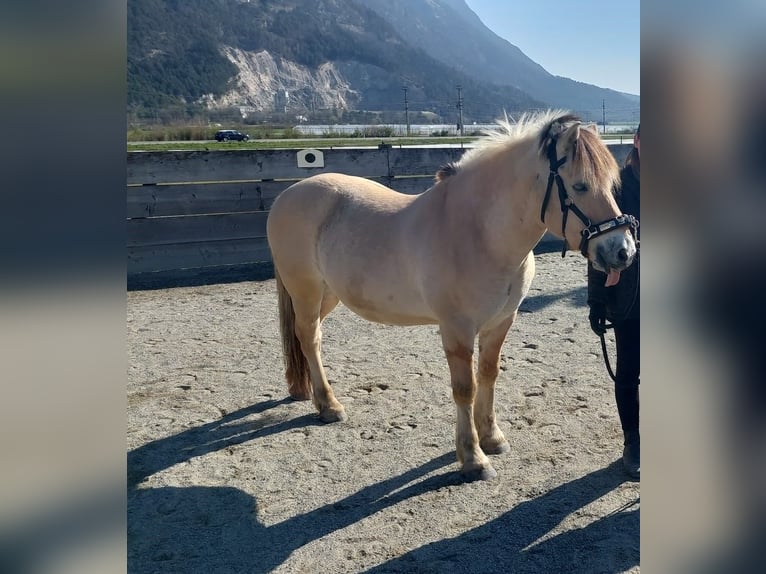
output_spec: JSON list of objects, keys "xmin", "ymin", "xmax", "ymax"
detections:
[
  {"xmin": 601, "ymin": 99, "xmax": 606, "ymax": 134},
  {"xmin": 402, "ymin": 86, "xmax": 410, "ymax": 136},
  {"xmin": 456, "ymin": 85, "xmax": 464, "ymax": 137}
]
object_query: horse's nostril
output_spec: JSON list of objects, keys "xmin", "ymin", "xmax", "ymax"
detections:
[{"xmin": 617, "ymin": 248, "xmax": 628, "ymax": 262}]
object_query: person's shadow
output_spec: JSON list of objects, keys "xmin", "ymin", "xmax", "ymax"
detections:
[{"xmin": 128, "ymin": 398, "xmax": 638, "ymax": 573}]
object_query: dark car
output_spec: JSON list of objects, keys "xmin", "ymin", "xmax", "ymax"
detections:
[{"xmin": 214, "ymin": 129, "xmax": 249, "ymax": 142}]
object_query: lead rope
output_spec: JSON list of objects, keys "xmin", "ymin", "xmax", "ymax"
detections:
[
  {"xmin": 597, "ymin": 254, "xmax": 639, "ymax": 384},
  {"xmin": 599, "ymin": 326, "xmax": 617, "ymax": 383}
]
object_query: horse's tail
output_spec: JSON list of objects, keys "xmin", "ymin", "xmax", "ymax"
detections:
[{"xmin": 275, "ymin": 267, "xmax": 312, "ymax": 400}]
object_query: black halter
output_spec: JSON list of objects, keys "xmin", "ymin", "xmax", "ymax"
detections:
[{"xmin": 540, "ymin": 137, "xmax": 638, "ymax": 257}]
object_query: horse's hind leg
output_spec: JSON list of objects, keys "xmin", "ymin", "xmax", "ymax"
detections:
[
  {"xmin": 440, "ymin": 321, "xmax": 496, "ymax": 481},
  {"xmin": 291, "ymin": 284, "xmax": 346, "ymax": 423},
  {"xmin": 476, "ymin": 314, "xmax": 515, "ymax": 455}
]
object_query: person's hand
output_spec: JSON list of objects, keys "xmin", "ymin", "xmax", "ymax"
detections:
[{"xmin": 589, "ymin": 304, "xmax": 607, "ymax": 336}]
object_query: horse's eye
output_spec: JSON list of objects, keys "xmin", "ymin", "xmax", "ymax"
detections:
[{"xmin": 572, "ymin": 183, "xmax": 588, "ymax": 193}]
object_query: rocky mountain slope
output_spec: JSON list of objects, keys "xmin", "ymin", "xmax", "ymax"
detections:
[{"xmin": 128, "ymin": 0, "xmax": 637, "ymax": 122}]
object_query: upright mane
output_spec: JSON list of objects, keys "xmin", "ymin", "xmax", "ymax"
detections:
[{"xmin": 438, "ymin": 110, "xmax": 619, "ymax": 195}]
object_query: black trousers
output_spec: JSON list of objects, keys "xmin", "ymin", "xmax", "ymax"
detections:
[{"xmin": 613, "ymin": 317, "xmax": 640, "ymax": 435}]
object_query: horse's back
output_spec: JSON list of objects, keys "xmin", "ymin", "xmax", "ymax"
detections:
[
  {"xmin": 270, "ymin": 173, "xmax": 403, "ymax": 262},
  {"xmin": 270, "ymin": 172, "xmax": 408, "ymax": 226}
]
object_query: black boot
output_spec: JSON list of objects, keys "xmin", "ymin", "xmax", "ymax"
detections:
[{"xmin": 622, "ymin": 429, "xmax": 640, "ymax": 479}]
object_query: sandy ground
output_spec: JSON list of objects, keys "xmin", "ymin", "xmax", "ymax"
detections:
[{"xmin": 127, "ymin": 249, "xmax": 639, "ymax": 573}]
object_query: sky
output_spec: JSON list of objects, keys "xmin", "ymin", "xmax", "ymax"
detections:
[{"xmin": 464, "ymin": 0, "xmax": 640, "ymax": 95}]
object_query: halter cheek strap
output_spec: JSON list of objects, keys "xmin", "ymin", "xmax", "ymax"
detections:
[{"xmin": 540, "ymin": 138, "xmax": 638, "ymax": 258}]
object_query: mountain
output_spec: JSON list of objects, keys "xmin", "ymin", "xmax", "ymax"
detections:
[
  {"xmin": 356, "ymin": 0, "xmax": 638, "ymax": 121},
  {"xmin": 128, "ymin": 0, "xmax": 545, "ymax": 122},
  {"xmin": 128, "ymin": 0, "xmax": 637, "ymax": 123}
]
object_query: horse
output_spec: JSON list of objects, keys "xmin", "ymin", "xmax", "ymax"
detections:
[{"xmin": 266, "ymin": 111, "xmax": 638, "ymax": 481}]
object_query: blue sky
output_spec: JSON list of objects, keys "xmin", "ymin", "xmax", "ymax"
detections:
[{"xmin": 464, "ymin": 0, "xmax": 640, "ymax": 95}]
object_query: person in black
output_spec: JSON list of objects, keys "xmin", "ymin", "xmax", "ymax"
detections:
[{"xmin": 588, "ymin": 124, "xmax": 640, "ymax": 479}]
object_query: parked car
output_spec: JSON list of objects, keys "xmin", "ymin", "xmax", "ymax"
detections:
[{"xmin": 214, "ymin": 129, "xmax": 249, "ymax": 142}]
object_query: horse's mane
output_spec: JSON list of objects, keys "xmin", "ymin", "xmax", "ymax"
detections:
[
  {"xmin": 438, "ymin": 110, "xmax": 619, "ymax": 195},
  {"xmin": 434, "ymin": 161, "xmax": 460, "ymax": 183}
]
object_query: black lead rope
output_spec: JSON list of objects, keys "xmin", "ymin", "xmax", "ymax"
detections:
[
  {"xmin": 597, "ymin": 254, "xmax": 639, "ymax": 384},
  {"xmin": 599, "ymin": 325, "xmax": 617, "ymax": 383}
]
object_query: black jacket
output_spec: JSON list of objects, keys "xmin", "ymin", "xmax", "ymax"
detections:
[{"xmin": 587, "ymin": 164, "xmax": 640, "ymax": 321}]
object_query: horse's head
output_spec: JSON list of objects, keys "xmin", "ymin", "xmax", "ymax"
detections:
[{"xmin": 541, "ymin": 116, "xmax": 638, "ymax": 284}]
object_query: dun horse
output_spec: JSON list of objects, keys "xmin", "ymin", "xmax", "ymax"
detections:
[{"xmin": 267, "ymin": 111, "xmax": 637, "ymax": 480}]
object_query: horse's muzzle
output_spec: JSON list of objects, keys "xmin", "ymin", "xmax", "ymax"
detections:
[{"xmin": 592, "ymin": 232, "xmax": 637, "ymax": 274}]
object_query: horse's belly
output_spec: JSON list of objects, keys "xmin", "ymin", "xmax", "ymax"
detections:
[
  {"xmin": 342, "ymin": 299, "xmax": 438, "ymax": 326},
  {"xmin": 331, "ymin": 279, "xmax": 437, "ymax": 326}
]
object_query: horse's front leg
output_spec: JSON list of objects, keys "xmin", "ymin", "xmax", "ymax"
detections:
[
  {"xmin": 476, "ymin": 314, "xmax": 515, "ymax": 455},
  {"xmin": 440, "ymin": 323, "xmax": 496, "ymax": 481}
]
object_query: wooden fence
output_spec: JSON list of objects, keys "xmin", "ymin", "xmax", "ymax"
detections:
[{"xmin": 127, "ymin": 143, "xmax": 631, "ymax": 280}]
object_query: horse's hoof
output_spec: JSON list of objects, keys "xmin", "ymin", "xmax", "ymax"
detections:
[
  {"xmin": 319, "ymin": 407, "xmax": 347, "ymax": 423},
  {"xmin": 461, "ymin": 464, "xmax": 497, "ymax": 482},
  {"xmin": 481, "ymin": 440, "xmax": 511, "ymax": 455}
]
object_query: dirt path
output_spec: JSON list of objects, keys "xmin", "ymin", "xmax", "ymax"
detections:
[{"xmin": 127, "ymin": 250, "xmax": 639, "ymax": 573}]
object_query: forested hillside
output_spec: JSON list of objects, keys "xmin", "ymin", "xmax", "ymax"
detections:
[
  {"xmin": 129, "ymin": 0, "xmax": 639, "ymax": 124},
  {"xmin": 128, "ymin": 0, "xmax": 546, "ymax": 121}
]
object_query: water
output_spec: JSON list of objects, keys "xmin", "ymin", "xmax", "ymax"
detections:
[
  {"xmin": 293, "ymin": 122, "xmax": 638, "ymax": 137},
  {"xmin": 293, "ymin": 124, "xmax": 495, "ymax": 136}
]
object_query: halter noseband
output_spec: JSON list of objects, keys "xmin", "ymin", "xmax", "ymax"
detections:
[{"xmin": 540, "ymin": 136, "xmax": 638, "ymax": 258}]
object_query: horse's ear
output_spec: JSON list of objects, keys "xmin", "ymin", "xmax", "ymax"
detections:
[
  {"xmin": 584, "ymin": 122, "xmax": 599, "ymax": 135},
  {"xmin": 548, "ymin": 120, "xmax": 568, "ymax": 139},
  {"xmin": 559, "ymin": 122, "xmax": 582, "ymax": 153}
]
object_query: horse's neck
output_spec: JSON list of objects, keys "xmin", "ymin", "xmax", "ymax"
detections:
[{"xmin": 458, "ymin": 153, "xmax": 548, "ymax": 264}]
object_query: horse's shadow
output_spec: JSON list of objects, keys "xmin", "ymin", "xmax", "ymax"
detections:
[
  {"xmin": 361, "ymin": 468, "xmax": 638, "ymax": 574},
  {"xmin": 128, "ymin": 397, "xmax": 315, "ymax": 488},
  {"xmin": 128, "ymin": 398, "xmax": 637, "ymax": 573}
]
